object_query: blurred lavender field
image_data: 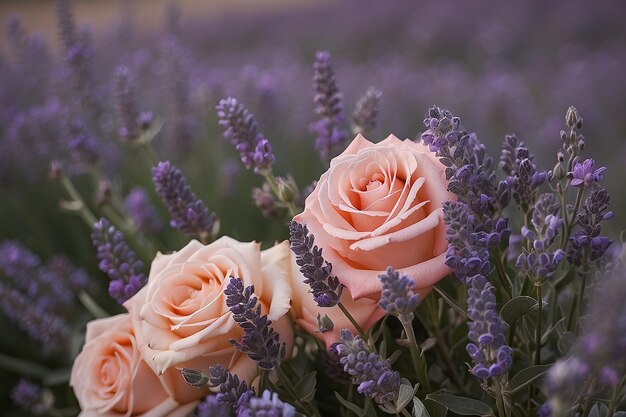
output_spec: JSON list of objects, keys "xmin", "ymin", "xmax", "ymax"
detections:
[{"xmin": 0, "ymin": 0, "xmax": 625, "ymax": 410}]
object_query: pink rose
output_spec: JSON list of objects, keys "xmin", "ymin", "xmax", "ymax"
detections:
[
  {"xmin": 124, "ymin": 237, "xmax": 294, "ymax": 401},
  {"xmin": 294, "ymin": 134, "xmax": 453, "ymax": 301},
  {"xmin": 70, "ymin": 314, "xmax": 197, "ymax": 417}
]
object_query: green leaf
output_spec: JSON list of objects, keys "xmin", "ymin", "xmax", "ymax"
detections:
[
  {"xmin": 395, "ymin": 379, "xmax": 418, "ymax": 412},
  {"xmin": 425, "ymin": 399, "xmax": 448, "ymax": 417},
  {"xmin": 43, "ymin": 368, "xmax": 71, "ymax": 386},
  {"xmin": 433, "ymin": 284, "xmax": 468, "ymax": 318},
  {"xmin": 294, "ymin": 371, "xmax": 317, "ymax": 402},
  {"xmin": 500, "ymin": 296, "xmax": 538, "ymax": 324},
  {"xmin": 509, "ymin": 364, "xmax": 552, "ymax": 394},
  {"xmin": 541, "ymin": 317, "xmax": 566, "ymax": 345},
  {"xmin": 557, "ymin": 332, "xmax": 576, "ymax": 355},
  {"xmin": 426, "ymin": 390, "xmax": 494, "ymax": 416},
  {"xmin": 335, "ymin": 392, "xmax": 366, "ymax": 417},
  {"xmin": 387, "ymin": 349, "xmax": 402, "ymax": 365},
  {"xmin": 420, "ymin": 337, "xmax": 437, "ymax": 356},
  {"xmin": 413, "ymin": 397, "xmax": 432, "ymax": 417}
]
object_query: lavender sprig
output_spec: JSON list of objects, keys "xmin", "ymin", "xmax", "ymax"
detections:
[
  {"xmin": 237, "ymin": 390, "xmax": 296, "ymax": 417},
  {"xmin": 113, "ymin": 66, "xmax": 146, "ymax": 143},
  {"xmin": 91, "ymin": 218, "xmax": 146, "ymax": 304},
  {"xmin": 224, "ymin": 277, "xmax": 286, "ymax": 369},
  {"xmin": 378, "ymin": 267, "xmax": 420, "ymax": 322},
  {"xmin": 195, "ymin": 395, "xmax": 229, "ymax": 417},
  {"xmin": 568, "ymin": 158, "xmax": 606, "ymax": 188},
  {"xmin": 288, "ymin": 221, "xmax": 343, "ymax": 307},
  {"xmin": 10, "ymin": 379, "xmax": 48, "ymax": 415},
  {"xmin": 500, "ymin": 134, "xmax": 547, "ymax": 210},
  {"xmin": 124, "ymin": 187, "xmax": 163, "ymax": 235},
  {"xmin": 209, "ymin": 364, "xmax": 254, "ymax": 410},
  {"xmin": 465, "ymin": 275, "xmax": 513, "ymax": 378},
  {"xmin": 152, "ymin": 161, "xmax": 218, "ymax": 241},
  {"xmin": 310, "ymin": 50, "xmax": 348, "ymax": 161},
  {"xmin": 216, "ymin": 97, "xmax": 275, "ymax": 174},
  {"xmin": 352, "ymin": 87, "xmax": 382, "ymax": 136},
  {"xmin": 334, "ymin": 329, "xmax": 400, "ymax": 405}
]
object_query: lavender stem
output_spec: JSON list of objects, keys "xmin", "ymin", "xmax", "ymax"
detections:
[
  {"xmin": 59, "ymin": 175, "xmax": 97, "ymax": 225},
  {"xmin": 535, "ymin": 284, "xmax": 542, "ymax": 366},
  {"xmin": 275, "ymin": 366, "xmax": 321, "ymax": 417},
  {"xmin": 400, "ymin": 317, "xmax": 431, "ymax": 391},
  {"xmin": 338, "ymin": 302, "xmax": 367, "ymax": 341},
  {"xmin": 77, "ymin": 290, "xmax": 108, "ymax": 319},
  {"xmin": 263, "ymin": 171, "xmax": 298, "ymax": 217}
]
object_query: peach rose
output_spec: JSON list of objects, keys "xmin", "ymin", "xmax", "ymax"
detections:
[
  {"xmin": 70, "ymin": 314, "xmax": 197, "ymax": 417},
  {"xmin": 124, "ymin": 237, "xmax": 294, "ymax": 402},
  {"xmin": 293, "ymin": 134, "xmax": 453, "ymax": 301}
]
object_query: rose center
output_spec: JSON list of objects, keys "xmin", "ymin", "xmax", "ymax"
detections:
[
  {"xmin": 357, "ymin": 172, "xmax": 385, "ymax": 191},
  {"xmin": 100, "ymin": 357, "xmax": 120, "ymax": 387}
]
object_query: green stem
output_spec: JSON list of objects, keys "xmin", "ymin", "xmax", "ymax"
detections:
[
  {"xmin": 493, "ymin": 251, "xmax": 512, "ymax": 300},
  {"xmin": 338, "ymin": 302, "xmax": 368, "ymax": 340},
  {"xmin": 566, "ymin": 187, "xmax": 585, "ymax": 240},
  {"xmin": 401, "ymin": 318, "xmax": 431, "ymax": 391},
  {"xmin": 275, "ymin": 366, "xmax": 321, "ymax": 417},
  {"xmin": 433, "ymin": 327, "xmax": 465, "ymax": 393},
  {"xmin": 494, "ymin": 379, "xmax": 506, "ymax": 417},
  {"xmin": 607, "ymin": 376, "xmax": 625, "ymax": 417},
  {"xmin": 432, "ymin": 284, "xmax": 468, "ymax": 318},
  {"xmin": 0, "ymin": 352, "xmax": 51, "ymax": 379},
  {"xmin": 400, "ymin": 409, "xmax": 412, "ymax": 417},
  {"xmin": 59, "ymin": 176, "xmax": 97, "ymax": 226},
  {"xmin": 78, "ymin": 291, "xmax": 109, "ymax": 318},
  {"xmin": 580, "ymin": 379, "xmax": 597, "ymax": 417},
  {"xmin": 263, "ymin": 171, "xmax": 298, "ymax": 218},
  {"xmin": 535, "ymin": 284, "xmax": 542, "ymax": 365},
  {"xmin": 142, "ymin": 143, "xmax": 159, "ymax": 166}
]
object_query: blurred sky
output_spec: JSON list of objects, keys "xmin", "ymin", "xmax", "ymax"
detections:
[{"xmin": 0, "ymin": 0, "xmax": 332, "ymax": 51}]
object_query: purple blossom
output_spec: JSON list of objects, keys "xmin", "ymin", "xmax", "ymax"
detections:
[
  {"xmin": 288, "ymin": 221, "xmax": 343, "ymax": 307},
  {"xmin": 125, "ymin": 187, "xmax": 163, "ymax": 235},
  {"xmin": 113, "ymin": 66, "xmax": 143, "ymax": 143},
  {"xmin": 67, "ymin": 118, "xmax": 99, "ymax": 167},
  {"xmin": 334, "ymin": 329, "xmax": 400, "ymax": 405},
  {"xmin": 216, "ymin": 97, "xmax": 275, "ymax": 174},
  {"xmin": 91, "ymin": 218, "xmax": 146, "ymax": 304},
  {"xmin": 208, "ymin": 364, "xmax": 254, "ymax": 410},
  {"xmin": 10, "ymin": 379, "xmax": 47, "ymax": 415},
  {"xmin": 351, "ymin": 86, "xmax": 382, "ymax": 135},
  {"xmin": 152, "ymin": 161, "xmax": 218, "ymax": 241},
  {"xmin": 378, "ymin": 267, "xmax": 421, "ymax": 321},
  {"xmin": 224, "ymin": 277, "xmax": 286, "ymax": 369},
  {"xmin": 252, "ymin": 183, "xmax": 285, "ymax": 219},
  {"xmin": 310, "ymin": 50, "xmax": 348, "ymax": 161},
  {"xmin": 236, "ymin": 390, "xmax": 296, "ymax": 417},
  {"xmin": 568, "ymin": 158, "xmax": 606, "ymax": 187},
  {"xmin": 500, "ymin": 134, "xmax": 546, "ymax": 210},
  {"xmin": 465, "ymin": 275, "xmax": 512, "ymax": 379},
  {"xmin": 195, "ymin": 395, "xmax": 229, "ymax": 417}
]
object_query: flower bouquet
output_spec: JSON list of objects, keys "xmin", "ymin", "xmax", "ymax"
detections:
[{"xmin": 1, "ymin": 2, "xmax": 625, "ymax": 417}]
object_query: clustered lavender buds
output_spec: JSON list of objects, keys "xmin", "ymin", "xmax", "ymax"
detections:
[
  {"xmin": 334, "ymin": 329, "xmax": 400, "ymax": 405},
  {"xmin": 288, "ymin": 221, "xmax": 343, "ymax": 307},
  {"xmin": 195, "ymin": 396, "xmax": 229, "ymax": 417},
  {"xmin": 516, "ymin": 193, "xmax": 565, "ymax": 282},
  {"xmin": 351, "ymin": 87, "xmax": 382, "ymax": 135},
  {"xmin": 208, "ymin": 364, "xmax": 254, "ymax": 410},
  {"xmin": 378, "ymin": 267, "xmax": 420, "ymax": 322},
  {"xmin": 237, "ymin": 390, "xmax": 296, "ymax": 417},
  {"xmin": 567, "ymin": 188, "xmax": 613, "ymax": 267},
  {"xmin": 216, "ymin": 97, "xmax": 275, "ymax": 174},
  {"xmin": 225, "ymin": 277, "xmax": 286, "ymax": 369},
  {"xmin": 500, "ymin": 134, "xmax": 546, "ymax": 210},
  {"xmin": 422, "ymin": 106, "xmax": 503, "ymax": 216},
  {"xmin": 152, "ymin": 161, "xmax": 218, "ymax": 241},
  {"xmin": 465, "ymin": 275, "xmax": 512, "ymax": 378},
  {"xmin": 113, "ymin": 66, "xmax": 153, "ymax": 143},
  {"xmin": 124, "ymin": 187, "xmax": 163, "ymax": 235},
  {"xmin": 67, "ymin": 118, "xmax": 99, "ymax": 167},
  {"xmin": 91, "ymin": 218, "xmax": 146, "ymax": 304},
  {"xmin": 310, "ymin": 50, "xmax": 349, "ymax": 161},
  {"xmin": 560, "ymin": 106, "xmax": 585, "ymax": 157},
  {"xmin": 10, "ymin": 379, "xmax": 48, "ymax": 415}
]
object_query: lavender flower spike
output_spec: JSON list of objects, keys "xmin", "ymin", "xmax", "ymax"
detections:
[
  {"xmin": 91, "ymin": 218, "xmax": 146, "ymax": 304},
  {"xmin": 568, "ymin": 158, "xmax": 606, "ymax": 187},
  {"xmin": 10, "ymin": 379, "xmax": 48, "ymax": 415},
  {"xmin": 334, "ymin": 329, "xmax": 400, "ymax": 405},
  {"xmin": 216, "ymin": 97, "xmax": 275, "ymax": 174},
  {"xmin": 113, "ymin": 66, "xmax": 141, "ymax": 143},
  {"xmin": 465, "ymin": 275, "xmax": 512, "ymax": 379},
  {"xmin": 152, "ymin": 161, "xmax": 218, "ymax": 241},
  {"xmin": 237, "ymin": 390, "xmax": 296, "ymax": 417},
  {"xmin": 225, "ymin": 277, "xmax": 286, "ymax": 369},
  {"xmin": 288, "ymin": 221, "xmax": 343, "ymax": 307},
  {"xmin": 209, "ymin": 364, "xmax": 254, "ymax": 410},
  {"xmin": 352, "ymin": 87, "xmax": 382, "ymax": 136},
  {"xmin": 378, "ymin": 267, "xmax": 420, "ymax": 322},
  {"xmin": 310, "ymin": 50, "xmax": 348, "ymax": 161},
  {"xmin": 125, "ymin": 187, "xmax": 163, "ymax": 235},
  {"xmin": 195, "ymin": 395, "xmax": 230, "ymax": 417}
]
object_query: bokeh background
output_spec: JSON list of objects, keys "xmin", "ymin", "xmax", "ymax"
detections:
[{"xmin": 1, "ymin": 0, "xmax": 625, "ymax": 413}]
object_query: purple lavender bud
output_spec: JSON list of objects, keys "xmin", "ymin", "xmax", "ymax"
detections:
[
  {"xmin": 209, "ymin": 364, "xmax": 254, "ymax": 410},
  {"xmin": 288, "ymin": 221, "xmax": 343, "ymax": 307},
  {"xmin": 352, "ymin": 87, "xmax": 382, "ymax": 135},
  {"xmin": 216, "ymin": 97, "xmax": 275, "ymax": 174},
  {"xmin": 567, "ymin": 188, "xmax": 613, "ymax": 266},
  {"xmin": 378, "ymin": 267, "xmax": 421, "ymax": 321},
  {"xmin": 544, "ymin": 357, "xmax": 589, "ymax": 406},
  {"xmin": 125, "ymin": 187, "xmax": 163, "ymax": 235},
  {"xmin": 335, "ymin": 329, "xmax": 400, "ymax": 405},
  {"xmin": 67, "ymin": 118, "xmax": 99, "ymax": 166},
  {"xmin": 236, "ymin": 390, "xmax": 296, "ymax": 417},
  {"xmin": 195, "ymin": 395, "xmax": 230, "ymax": 417},
  {"xmin": 91, "ymin": 218, "xmax": 146, "ymax": 304},
  {"xmin": 152, "ymin": 161, "xmax": 218, "ymax": 241},
  {"xmin": 10, "ymin": 379, "xmax": 47, "ymax": 415},
  {"xmin": 225, "ymin": 277, "xmax": 286, "ymax": 369},
  {"xmin": 568, "ymin": 158, "xmax": 606, "ymax": 187},
  {"xmin": 114, "ymin": 66, "xmax": 141, "ymax": 143},
  {"xmin": 310, "ymin": 50, "xmax": 348, "ymax": 161},
  {"xmin": 465, "ymin": 275, "xmax": 512, "ymax": 379}
]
